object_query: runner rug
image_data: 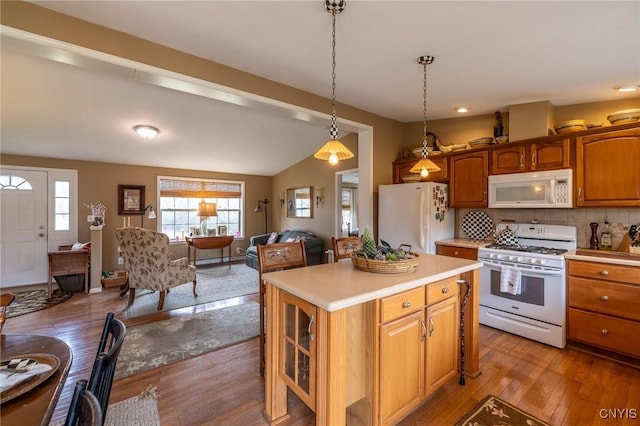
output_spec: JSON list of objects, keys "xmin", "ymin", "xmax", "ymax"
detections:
[
  {"xmin": 115, "ymin": 301, "xmax": 259, "ymax": 379},
  {"xmin": 455, "ymin": 395, "xmax": 550, "ymax": 426}
]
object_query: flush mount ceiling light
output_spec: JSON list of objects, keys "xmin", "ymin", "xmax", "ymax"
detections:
[
  {"xmin": 455, "ymin": 107, "xmax": 470, "ymax": 113},
  {"xmin": 613, "ymin": 83, "xmax": 640, "ymax": 93},
  {"xmin": 133, "ymin": 125, "xmax": 160, "ymax": 139},
  {"xmin": 410, "ymin": 55, "xmax": 441, "ymax": 178},
  {"xmin": 313, "ymin": 0, "xmax": 354, "ymax": 166}
]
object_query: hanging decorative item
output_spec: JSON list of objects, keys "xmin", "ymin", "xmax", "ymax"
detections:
[
  {"xmin": 409, "ymin": 55, "xmax": 441, "ymax": 178},
  {"xmin": 313, "ymin": 0, "xmax": 354, "ymax": 166}
]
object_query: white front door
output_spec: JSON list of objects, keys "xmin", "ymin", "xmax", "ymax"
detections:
[{"xmin": 0, "ymin": 169, "xmax": 49, "ymax": 286}]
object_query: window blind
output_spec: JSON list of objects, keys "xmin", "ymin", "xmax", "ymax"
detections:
[{"xmin": 159, "ymin": 178, "xmax": 242, "ymax": 198}]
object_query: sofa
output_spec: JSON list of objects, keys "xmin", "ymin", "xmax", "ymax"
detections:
[{"xmin": 245, "ymin": 229, "xmax": 324, "ymax": 270}]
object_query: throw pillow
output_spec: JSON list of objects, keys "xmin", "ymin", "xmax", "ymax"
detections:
[{"xmin": 266, "ymin": 232, "xmax": 278, "ymax": 244}]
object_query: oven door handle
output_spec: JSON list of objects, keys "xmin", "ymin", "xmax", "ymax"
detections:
[{"xmin": 481, "ymin": 261, "xmax": 564, "ymax": 277}]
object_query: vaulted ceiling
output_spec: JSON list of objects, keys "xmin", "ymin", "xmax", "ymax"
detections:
[{"xmin": 2, "ymin": 1, "xmax": 638, "ymax": 175}]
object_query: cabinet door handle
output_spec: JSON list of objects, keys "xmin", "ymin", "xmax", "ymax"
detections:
[
  {"xmin": 402, "ymin": 301, "xmax": 411, "ymax": 309},
  {"xmin": 441, "ymin": 287, "xmax": 449, "ymax": 294},
  {"xmin": 428, "ymin": 316, "xmax": 435, "ymax": 337},
  {"xmin": 600, "ymin": 270, "xmax": 609, "ymax": 276},
  {"xmin": 601, "ymin": 295, "xmax": 609, "ymax": 302},
  {"xmin": 308, "ymin": 314, "xmax": 315, "ymax": 341},
  {"xmin": 601, "ymin": 329, "xmax": 608, "ymax": 335},
  {"xmin": 578, "ymin": 187, "xmax": 582, "ymax": 202},
  {"xmin": 520, "ymin": 154, "xmax": 524, "ymax": 169},
  {"xmin": 531, "ymin": 152, "xmax": 536, "ymax": 166},
  {"xmin": 420, "ymin": 319, "xmax": 427, "ymax": 342},
  {"xmin": 483, "ymin": 191, "xmax": 487, "ymax": 201}
]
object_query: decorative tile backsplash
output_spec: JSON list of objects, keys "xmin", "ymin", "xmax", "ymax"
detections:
[{"xmin": 456, "ymin": 207, "xmax": 640, "ymax": 250}]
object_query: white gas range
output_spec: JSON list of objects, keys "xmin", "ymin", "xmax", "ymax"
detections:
[{"xmin": 477, "ymin": 223, "xmax": 577, "ymax": 348}]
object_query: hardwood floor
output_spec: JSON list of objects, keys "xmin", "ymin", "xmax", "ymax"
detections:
[{"xmin": 2, "ymin": 283, "xmax": 639, "ymax": 425}]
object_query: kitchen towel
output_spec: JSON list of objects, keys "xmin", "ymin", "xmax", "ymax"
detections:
[{"xmin": 500, "ymin": 265, "xmax": 522, "ymax": 295}]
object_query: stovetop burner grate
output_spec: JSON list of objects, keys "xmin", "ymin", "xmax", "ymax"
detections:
[{"xmin": 484, "ymin": 244, "xmax": 568, "ymax": 255}]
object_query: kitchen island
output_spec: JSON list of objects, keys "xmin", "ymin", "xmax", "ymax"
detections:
[{"xmin": 263, "ymin": 254, "xmax": 482, "ymax": 426}]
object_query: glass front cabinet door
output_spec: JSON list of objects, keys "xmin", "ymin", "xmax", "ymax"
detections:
[{"xmin": 280, "ymin": 291, "xmax": 316, "ymax": 410}]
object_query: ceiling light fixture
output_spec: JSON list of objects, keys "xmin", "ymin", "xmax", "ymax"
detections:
[
  {"xmin": 456, "ymin": 107, "xmax": 470, "ymax": 113},
  {"xmin": 410, "ymin": 55, "xmax": 441, "ymax": 178},
  {"xmin": 313, "ymin": 0, "xmax": 354, "ymax": 167},
  {"xmin": 133, "ymin": 125, "xmax": 160, "ymax": 139},
  {"xmin": 613, "ymin": 83, "xmax": 639, "ymax": 93}
]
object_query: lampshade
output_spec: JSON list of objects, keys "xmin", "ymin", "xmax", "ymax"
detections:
[
  {"xmin": 411, "ymin": 55, "xmax": 441, "ymax": 178},
  {"xmin": 314, "ymin": 1, "xmax": 354, "ymax": 166},
  {"xmin": 197, "ymin": 201, "xmax": 218, "ymax": 217}
]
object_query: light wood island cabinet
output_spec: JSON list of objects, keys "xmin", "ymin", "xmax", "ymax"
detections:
[
  {"xmin": 566, "ymin": 256, "xmax": 640, "ymax": 359},
  {"xmin": 263, "ymin": 255, "xmax": 482, "ymax": 426}
]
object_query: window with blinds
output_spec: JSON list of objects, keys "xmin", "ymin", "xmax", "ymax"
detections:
[{"xmin": 158, "ymin": 176, "xmax": 245, "ymax": 241}]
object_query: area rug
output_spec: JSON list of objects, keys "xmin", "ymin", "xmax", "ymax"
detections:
[
  {"xmin": 115, "ymin": 301, "xmax": 260, "ymax": 379},
  {"xmin": 125, "ymin": 263, "xmax": 258, "ymax": 318},
  {"xmin": 105, "ymin": 385, "xmax": 160, "ymax": 426},
  {"xmin": 5, "ymin": 289, "xmax": 71, "ymax": 318},
  {"xmin": 455, "ymin": 395, "xmax": 550, "ymax": 426}
]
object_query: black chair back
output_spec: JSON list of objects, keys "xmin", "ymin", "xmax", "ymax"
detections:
[
  {"xmin": 87, "ymin": 312, "xmax": 126, "ymax": 424},
  {"xmin": 65, "ymin": 379, "xmax": 103, "ymax": 426}
]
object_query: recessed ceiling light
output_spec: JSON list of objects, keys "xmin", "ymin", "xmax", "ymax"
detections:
[
  {"xmin": 613, "ymin": 83, "xmax": 639, "ymax": 93},
  {"xmin": 133, "ymin": 125, "xmax": 160, "ymax": 139},
  {"xmin": 455, "ymin": 107, "xmax": 470, "ymax": 113}
]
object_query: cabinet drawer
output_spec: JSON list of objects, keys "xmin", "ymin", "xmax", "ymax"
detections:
[
  {"xmin": 568, "ymin": 277, "xmax": 640, "ymax": 321},
  {"xmin": 426, "ymin": 277, "xmax": 459, "ymax": 306},
  {"xmin": 568, "ymin": 260, "xmax": 640, "ymax": 285},
  {"xmin": 436, "ymin": 245, "xmax": 477, "ymax": 260},
  {"xmin": 380, "ymin": 287, "xmax": 425, "ymax": 323},
  {"xmin": 568, "ymin": 308, "xmax": 640, "ymax": 358}
]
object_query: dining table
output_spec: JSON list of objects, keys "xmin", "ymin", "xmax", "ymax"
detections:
[{"xmin": 0, "ymin": 333, "xmax": 73, "ymax": 426}]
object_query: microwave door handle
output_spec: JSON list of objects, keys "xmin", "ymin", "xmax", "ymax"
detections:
[{"xmin": 549, "ymin": 179, "xmax": 556, "ymax": 204}]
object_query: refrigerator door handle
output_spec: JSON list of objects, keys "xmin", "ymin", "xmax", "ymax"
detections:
[{"xmin": 419, "ymin": 189, "xmax": 425, "ymax": 249}]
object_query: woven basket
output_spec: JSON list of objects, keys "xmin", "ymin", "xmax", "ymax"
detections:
[
  {"xmin": 101, "ymin": 271, "xmax": 128, "ymax": 288},
  {"xmin": 351, "ymin": 252, "xmax": 419, "ymax": 274}
]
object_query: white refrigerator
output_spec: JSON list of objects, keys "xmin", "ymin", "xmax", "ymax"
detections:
[{"xmin": 378, "ymin": 182, "xmax": 454, "ymax": 254}]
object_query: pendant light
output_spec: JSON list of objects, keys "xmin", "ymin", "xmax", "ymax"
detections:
[
  {"xmin": 410, "ymin": 55, "xmax": 441, "ymax": 178},
  {"xmin": 314, "ymin": 0, "xmax": 354, "ymax": 166}
]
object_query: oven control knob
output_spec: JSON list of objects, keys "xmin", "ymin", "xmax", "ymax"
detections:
[
  {"xmin": 529, "ymin": 258, "xmax": 537, "ymax": 264},
  {"xmin": 539, "ymin": 259, "xmax": 546, "ymax": 265}
]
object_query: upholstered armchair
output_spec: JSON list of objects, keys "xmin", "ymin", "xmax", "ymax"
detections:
[{"xmin": 114, "ymin": 227, "xmax": 197, "ymax": 310}]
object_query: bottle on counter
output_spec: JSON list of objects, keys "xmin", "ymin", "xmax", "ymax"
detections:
[{"xmin": 600, "ymin": 218, "xmax": 612, "ymax": 250}]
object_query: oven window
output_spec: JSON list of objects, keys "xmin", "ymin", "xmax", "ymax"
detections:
[{"xmin": 489, "ymin": 270, "xmax": 544, "ymax": 306}]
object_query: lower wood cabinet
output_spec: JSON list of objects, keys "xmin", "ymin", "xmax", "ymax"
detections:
[
  {"xmin": 567, "ymin": 259, "xmax": 640, "ymax": 358},
  {"xmin": 378, "ymin": 278, "xmax": 459, "ymax": 425},
  {"xmin": 436, "ymin": 243, "xmax": 478, "ymax": 261}
]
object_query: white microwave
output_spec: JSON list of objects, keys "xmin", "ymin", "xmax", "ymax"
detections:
[{"xmin": 488, "ymin": 169, "xmax": 573, "ymax": 208}]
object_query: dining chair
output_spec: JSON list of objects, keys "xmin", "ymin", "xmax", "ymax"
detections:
[
  {"xmin": 0, "ymin": 293, "xmax": 15, "ymax": 333},
  {"xmin": 331, "ymin": 236, "xmax": 362, "ymax": 262},
  {"xmin": 64, "ymin": 379, "xmax": 103, "ymax": 426},
  {"xmin": 87, "ymin": 312, "xmax": 126, "ymax": 424},
  {"xmin": 257, "ymin": 241, "xmax": 307, "ymax": 375}
]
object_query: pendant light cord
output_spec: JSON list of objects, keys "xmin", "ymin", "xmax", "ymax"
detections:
[
  {"xmin": 330, "ymin": 10, "xmax": 338, "ymax": 139},
  {"xmin": 423, "ymin": 60, "xmax": 428, "ymax": 147}
]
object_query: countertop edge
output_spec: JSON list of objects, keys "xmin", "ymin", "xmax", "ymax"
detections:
[
  {"xmin": 565, "ymin": 251, "xmax": 640, "ymax": 267},
  {"xmin": 436, "ymin": 239, "xmax": 492, "ymax": 248}
]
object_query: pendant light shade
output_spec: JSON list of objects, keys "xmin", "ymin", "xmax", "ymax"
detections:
[
  {"xmin": 314, "ymin": 0, "xmax": 354, "ymax": 166},
  {"xmin": 410, "ymin": 55, "xmax": 441, "ymax": 178}
]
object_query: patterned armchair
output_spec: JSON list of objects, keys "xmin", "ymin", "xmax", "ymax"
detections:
[{"xmin": 115, "ymin": 227, "xmax": 197, "ymax": 310}]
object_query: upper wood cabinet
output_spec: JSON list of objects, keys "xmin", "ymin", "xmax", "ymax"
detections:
[
  {"xmin": 575, "ymin": 127, "xmax": 640, "ymax": 207},
  {"xmin": 491, "ymin": 138, "xmax": 570, "ymax": 174},
  {"xmin": 449, "ymin": 150, "xmax": 488, "ymax": 208},
  {"xmin": 392, "ymin": 156, "xmax": 448, "ymax": 184}
]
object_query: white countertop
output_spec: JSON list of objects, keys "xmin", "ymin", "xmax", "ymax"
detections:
[
  {"xmin": 263, "ymin": 254, "xmax": 483, "ymax": 312},
  {"xmin": 436, "ymin": 238, "xmax": 493, "ymax": 248},
  {"xmin": 565, "ymin": 250, "xmax": 640, "ymax": 267}
]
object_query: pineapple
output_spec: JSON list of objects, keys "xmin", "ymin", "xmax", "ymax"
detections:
[{"xmin": 362, "ymin": 227, "xmax": 378, "ymax": 258}]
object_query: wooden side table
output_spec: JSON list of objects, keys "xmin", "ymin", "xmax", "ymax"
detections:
[{"xmin": 185, "ymin": 235, "xmax": 234, "ymax": 268}]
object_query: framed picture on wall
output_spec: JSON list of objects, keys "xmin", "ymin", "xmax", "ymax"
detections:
[
  {"xmin": 118, "ymin": 184, "xmax": 145, "ymax": 215},
  {"xmin": 217, "ymin": 225, "xmax": 227, "ymax": 236}
]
